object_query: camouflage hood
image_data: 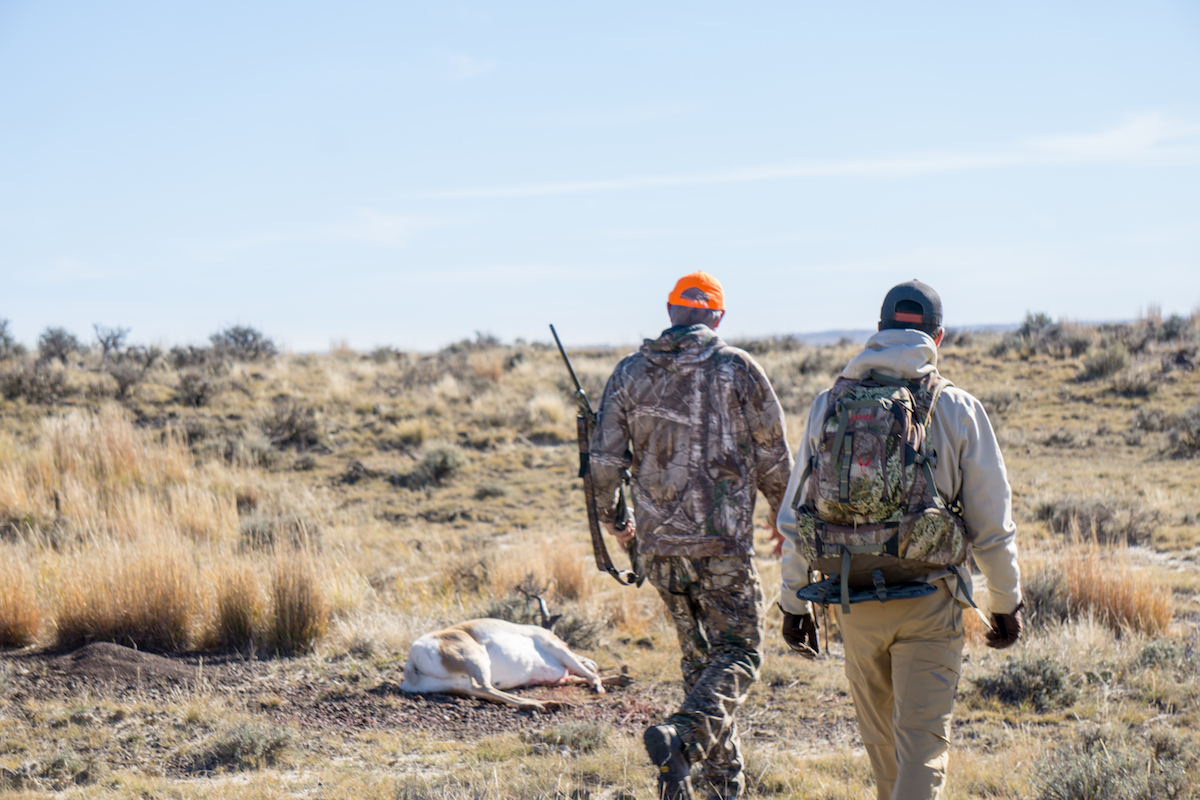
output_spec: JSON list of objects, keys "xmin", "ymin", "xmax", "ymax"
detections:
[
  {"xmin": 589, "ymin": 325, "xmax": 791, "ymax": 557},
  {"xmin": 842, "ymin": 329, "xmax": 939, "ymax": 381},
  {"xmin": 640, "ymin": 324, "xmax": 725, "ymax": 370}
]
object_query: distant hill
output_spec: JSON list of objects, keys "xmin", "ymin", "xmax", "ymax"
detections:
[{"xmin": 784, "ymin": 322, "xmax": 1021, "ymax": 346}]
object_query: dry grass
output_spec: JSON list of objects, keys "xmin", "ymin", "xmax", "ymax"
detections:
[
  {"xmin": 393, "ymin": 417, "xmax": 431, "ymax": 447},
  {"xmin": 0, "ymin": 321, "xmax": 1196, "ymax": 797},
  {"xmin": 270, "ymin": 549, "xmax": 330, "ymax": 654},
  {"xmin": 0, "ymin": 407, "xmax": 357, "ymax": 654},
  {"xmin": 962, "ymin": 602, "xmax": 989, "ymax": 645},
  {"xmin": 0, "ymin": 407, "xmax": 235, "ymax": 543},
  {"xmin": 1024, "ymin": 544, "xmax": 1173, "ymax": 636},
  {"xmin": 546, "ymin": 541, "xmax": 591, "ymax": 602},
  {"xmin": 53, "ymin": 537, "xmax": 201, "ymax": 651},
  {"xmin": 0, "ymin": 547, "xmax": 42, "ymax": 647},
  {"xmin": 203, "ymin": 560, "xmax": 268, "ymax": 653},
  {"xmin": 468, "ymin": 350, "xmax": 505, "ymax": 382},
  {"xmin": 603, "ymin": 581, "xmax": 664, "ymax": 638}
]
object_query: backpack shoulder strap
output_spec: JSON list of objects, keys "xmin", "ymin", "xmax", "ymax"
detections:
[{"xmin": 915, "ymin": 373, "xmax": 953, "ymax": 429}]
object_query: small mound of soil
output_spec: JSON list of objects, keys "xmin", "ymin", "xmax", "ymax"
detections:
[{"xmin": 45, "ymin": 642, "xmax": 199, "ymax": 686}]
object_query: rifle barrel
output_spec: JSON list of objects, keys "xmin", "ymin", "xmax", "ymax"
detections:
[{"xmin": 549, "ymin": 324, "xmax": 583, "ymax": 393}]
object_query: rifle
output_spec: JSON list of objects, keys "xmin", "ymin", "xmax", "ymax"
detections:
[{"xmin": 549, "ymin": 324, "xmax": 643, "ymax": 587}]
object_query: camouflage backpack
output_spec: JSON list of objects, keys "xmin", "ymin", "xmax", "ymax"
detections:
[{"xmin": 792, "ymin": 370, "xmax": 968, "ymax": 612}]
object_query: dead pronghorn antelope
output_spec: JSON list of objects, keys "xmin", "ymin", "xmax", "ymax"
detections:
[{"xmin": 400, "ymin": 612, "xmax": 605, "ymax": 712}]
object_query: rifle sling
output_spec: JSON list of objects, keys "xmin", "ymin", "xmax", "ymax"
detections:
[
  {"xmin": 578, "ymin": 416, "xmax": 613, "ymax": 572},
  {"xmin": 577, "ymin": 415, "xmax": 640, "ymax": 586}
]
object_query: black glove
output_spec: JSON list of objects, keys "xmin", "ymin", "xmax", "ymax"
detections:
[
  {"xmin": 781, "ymin": 611, "xmax": 819, "ymax": 659},
  {"xmin": 985, "ymin": 603, "xmax": 1023, "ymax": 649}
]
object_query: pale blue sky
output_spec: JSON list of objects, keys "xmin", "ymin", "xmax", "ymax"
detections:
[{"xmin": 1, "ymin": 2, "xmax": 1198, "ymax": 351}]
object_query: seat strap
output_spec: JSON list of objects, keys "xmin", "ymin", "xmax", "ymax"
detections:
[
  {"xmin": 839, "ymin": 551, "xmax": 852, "ymax": 615},
  {"xmin": 872, "ymin": 569, "xmax": 888, "ymax": 602},
  {"xmin": 835, "ymin": 543, "xmax": 887, "ymax": 615}
]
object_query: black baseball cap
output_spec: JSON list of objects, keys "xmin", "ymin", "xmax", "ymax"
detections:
[{"xmin": 880, "ymin": 279, "xmax": 943, "ymax": 330}]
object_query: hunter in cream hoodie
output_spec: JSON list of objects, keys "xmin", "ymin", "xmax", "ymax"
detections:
[{"xmin": 776, "ymin": 328, "xmax": 1021, "ymax": 617}]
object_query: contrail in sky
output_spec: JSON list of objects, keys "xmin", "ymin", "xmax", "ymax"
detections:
[{"xmin": 420, "ymin": 113, "xmax": 1200, "ymax": 200}]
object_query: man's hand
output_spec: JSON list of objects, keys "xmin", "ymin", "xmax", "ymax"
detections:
[
  {"xmin": 985, "ymin": 604, "xmax": 1023, "ymax": 649},
  {"xmin": 603, "ymin": 518, "xmax": 636, "ymax": 551},
  {"xmin": 765, "ymin": 523, "xmax": 784, "ymax": 558},
  {"xmin": 781, "ymin": 611, "xmax": 819, "ymax": 659}
]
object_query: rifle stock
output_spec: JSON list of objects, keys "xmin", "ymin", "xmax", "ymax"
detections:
[{"xmin": 550, "ymin": 324, "xmax": 643, "ymax": 588}]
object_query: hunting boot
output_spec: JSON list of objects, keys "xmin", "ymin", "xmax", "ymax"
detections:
[{"xmin": 644, "ymin": 724, "xmax": 693, "ymax": 800}]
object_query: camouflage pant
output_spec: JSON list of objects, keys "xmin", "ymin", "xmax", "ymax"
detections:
[{"xmin": 643, "ymin": 554, "xmax": 764, "ymax": 799}]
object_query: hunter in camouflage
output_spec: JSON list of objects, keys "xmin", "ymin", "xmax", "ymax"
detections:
[
  {"xmin": 591, "ymin": 324, "xmax": 790, "ymax": 556},
  {"xmin": 590, "ymin": 272, "xmax": 791, "ymax": 800}
]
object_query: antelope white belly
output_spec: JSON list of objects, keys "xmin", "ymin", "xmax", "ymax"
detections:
[{"xmin": 484, "ymin": 635, "xmax": 569, "ymax": 689}]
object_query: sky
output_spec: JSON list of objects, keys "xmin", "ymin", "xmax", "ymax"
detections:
[{"xmin": 1, "ymin": 1, "xmax": 1198, "ymax": 352}]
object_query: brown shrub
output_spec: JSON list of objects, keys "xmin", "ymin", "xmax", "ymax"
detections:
[
  {"xmin": 210, "ymin": 325, "xmax": 277, "ymax": 362},
  {"xmin": 1166, "ymin": 404, "xmax": 1200, "ymax": 458},
  {"xmin": 177, "ymin": 369, "xmax": 222, "ymax": 407},
  {"xmin": 263, "ymin": 398, "xmax": 323, "ymax": 450},
  {"xmin": 182, "ymin": 720, "xmax": 293, "ymax": 774},
  {"xmin": 390, "ymin": 442, "xmax": 467, "ymax": 489},
  {"xmin": 980, "ymin": 389, "xmax": 1020, "ymax": 418},
  {"xmin": 0, "ymin": 359, "xmax": 71, "ymax": 404},
  {"xmin": 1080, "ymin": 343, "xmax": 1130, "ymax": 380},
  {"xmin": 1111, "ymin": 367, "xmax": 1159, "ymax": 398},
  {"xmin": 1035, "ymin": 497, "xmax": 1161, "ymax": 546}
]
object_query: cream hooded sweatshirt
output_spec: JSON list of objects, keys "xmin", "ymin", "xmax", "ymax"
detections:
[{"xmin": 776, "ymin": 329, "xmax": 1022, "ymax": 617}]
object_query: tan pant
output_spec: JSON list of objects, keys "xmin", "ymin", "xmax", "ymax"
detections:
[{"xmin": 835, "ymin": 583, "xmax": 963, "ymax": 800}]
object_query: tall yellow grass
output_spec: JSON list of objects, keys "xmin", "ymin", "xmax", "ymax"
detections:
[
  {"xmin": 962, "ymin": 604, "xmax": 988, "ymax": 645},
  {"xmin": 271, "ymin": 550, "xmax": 330, "ymax": 654},
  {"xmin": 53, "ymin": 537, "xmax": 200, "ymax": 651},
  {"xmin": 1064, "ymin": 547, "xmax": 1172, "ymax": 635},
  {"xmin": 546, "ymin": 544, "xmax": 591, "ymax": 602},
  {"xmin": 0, "ymin": 406, "xmax": 355, "ymax": 653},
  {"xmin": 0, "ymin": 407, "xmax": 236, "ymax": 542},
  {"xmin": 0, "ymin": 547, "xmax": 42, "ymax": 647},
  {"xmin": 204, "ymin": 560, "xmax": 268, "ymax": 653},
  {"xmin": 1028, "ymin": 544, "xmax": 1173, "ymax": 636}
]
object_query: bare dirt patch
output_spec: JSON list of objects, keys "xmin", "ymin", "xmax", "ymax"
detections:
[
  {"xmin": 1, "ymin": 643, "xmax": 668, "ymax": 742},
  {"xmin": 46, "ymin": 642, "xmax": 202, "ymax": 685}
]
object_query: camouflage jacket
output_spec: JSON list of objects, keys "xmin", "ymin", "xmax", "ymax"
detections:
[{"xmin": 590, "ymin": 324, "xmax": 792, "ymax": 557}]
